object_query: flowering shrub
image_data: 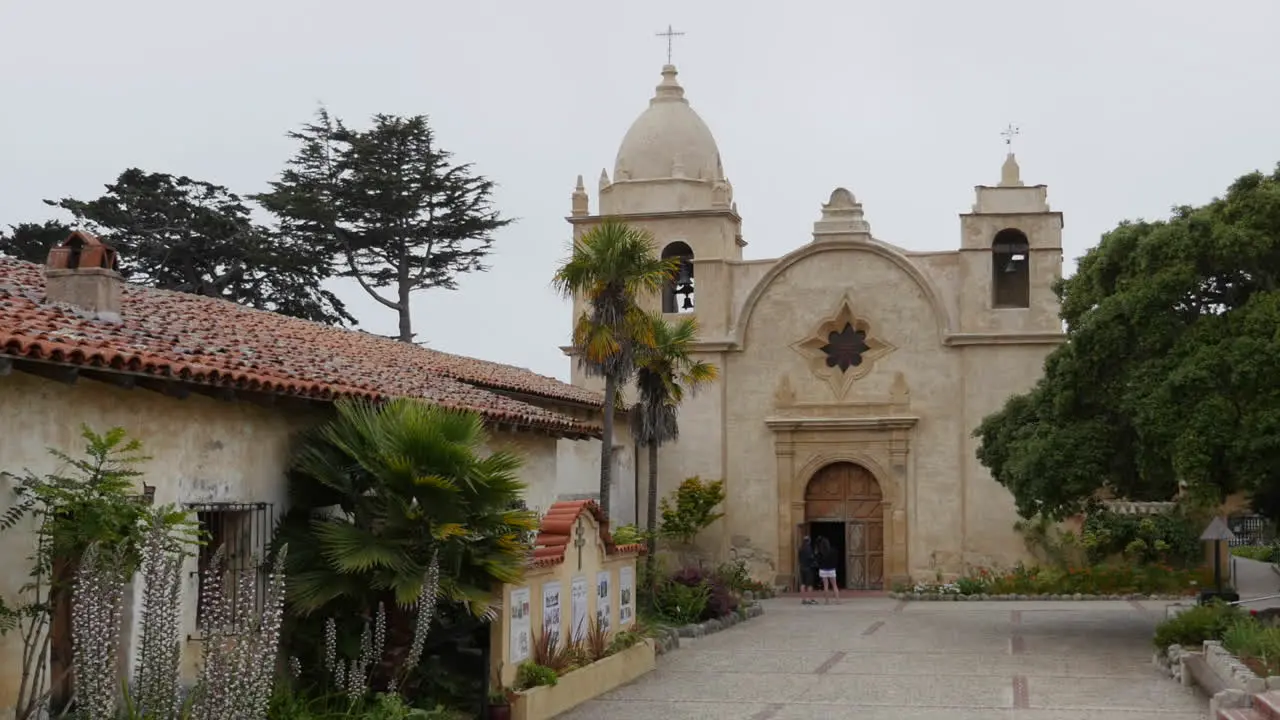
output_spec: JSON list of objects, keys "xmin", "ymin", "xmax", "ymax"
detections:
[
  {"xmin": 909, "ymin": 562, "xmax": 1211, "ymax": 596},
  {"xmin": 670, "ymin": 565, "xmax": 738, "ymax": 620}
]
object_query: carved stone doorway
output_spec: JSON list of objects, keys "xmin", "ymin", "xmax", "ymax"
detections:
[{"xmin": 803, "ymin": 462, "xmax": 885, "ymax": 590}]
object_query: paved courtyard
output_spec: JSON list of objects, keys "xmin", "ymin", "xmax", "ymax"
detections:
[{"xmin": 559, "ymin": 597, "xmax": 1207, "ymax": 719}]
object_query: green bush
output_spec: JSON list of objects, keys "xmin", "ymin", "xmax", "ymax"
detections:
[
  {"xmin": 1081, "ymin": 503, "xmax": 1201, "ymax": 567},
  {"xmin": 659, "ymin": 476, "xmax": 726, "ymax": 546},
  {"xmin": 652, "ymin": 579, "xmax": 710, "ymax": 625},
  {"xmin": 1152, "ymin": 602, "xmax": 1243, "ymax": 649},
  {"xmin": 1223, "ymin": 617, "xmax": 1280, "ymax": 676},
  {"xmin": 514, "ymin": 662, "xmax": 558, "ymax": 691},
  {"xmin": 1232, "ymin": 545, "xmax": 1279, "ymax": 562},
  {"xmin": 611, "ymin": 523, "xmax": 650, "ymax": 546}
]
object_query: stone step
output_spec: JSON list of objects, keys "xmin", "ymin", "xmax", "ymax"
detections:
[
  {"xmin": 1254, "ymin": 691, "xmax": 1280, "ymax": 719},
  {"xmin": 1218, "ymin": 708, "xmax": 1266, "ymax": 720}
]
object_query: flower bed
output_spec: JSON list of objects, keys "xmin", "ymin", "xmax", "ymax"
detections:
[
  {"xmin": 510, "ymin": 638, "xmax": 656, "ymax": 720},
  {"xmin": 891, "ymin": 562, "xmax": 1211, "ymax": 600}
]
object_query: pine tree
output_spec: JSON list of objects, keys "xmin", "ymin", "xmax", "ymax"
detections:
[{"xmin": 256, "ymin": 108, "xmax": 512, "ymax": 343}]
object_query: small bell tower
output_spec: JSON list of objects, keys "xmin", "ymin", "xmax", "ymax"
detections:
[
  {"xmin": 957, "ymin": 128, "xmax": 1064, "ymax": 335},
  {"xmin": 567, "ymin": 61, "xmax": 741, "ymax": 345}
]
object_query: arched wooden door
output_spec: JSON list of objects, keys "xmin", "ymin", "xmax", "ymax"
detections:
[{"xmin": 804, "ymin": 462, "xmax": 885, "ymax": 590}]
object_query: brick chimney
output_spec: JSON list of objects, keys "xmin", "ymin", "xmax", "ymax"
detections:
[{"xmin": 44, "ymin": 231, "xmax": 123, "ymax": 321}]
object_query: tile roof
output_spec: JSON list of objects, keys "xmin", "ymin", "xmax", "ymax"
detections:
[
  {"xmin": 529, "ymin": 499, "xmax": 645, "ymax": 568},
  {"xmin": 0, "ymin": 256, "xmax": 603, "ymax": 438}
]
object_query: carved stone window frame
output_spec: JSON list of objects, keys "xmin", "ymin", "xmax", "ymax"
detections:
[{"xmin": 790, "ymin": 294, "xmax": 896, "ymax": 400}]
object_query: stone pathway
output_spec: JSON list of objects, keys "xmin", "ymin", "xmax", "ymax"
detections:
[
  {"xmin": 557, "ymin": 597, "xmax": 1207, "ymax": 719},
  {"xmin": 1234, "ymin": 555, "xmax": 1280, "ymax": 610}
]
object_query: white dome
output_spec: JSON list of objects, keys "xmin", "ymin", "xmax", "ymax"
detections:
[{"xmin": 613, "ymin": 65, "xmax": 724, "ymax": 183}]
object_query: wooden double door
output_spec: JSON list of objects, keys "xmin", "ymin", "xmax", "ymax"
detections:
[{"xmin": 802, "ymin": 462, "xmax": 885, "ymax": 590}]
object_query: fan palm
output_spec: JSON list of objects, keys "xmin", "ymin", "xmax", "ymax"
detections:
[
  {"xmin": 277, "ymin": 398, "xmax": 536, "ymax": 622},
  {"xmin": 552, "ymin": 219, "xmax": 679, "ymax": 517},
  {"xmin": 630, "ymin": 313, "xmax": 718, "ymax": 575}
]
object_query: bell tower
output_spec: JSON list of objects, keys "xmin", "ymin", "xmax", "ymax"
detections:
[
  {"xmin": 565, "ymin": 63, "xmax": 743, "ymax": 355},
  {"xmin": 957, "ymin": 152, "xmax": 1064, "ymax": 335}
]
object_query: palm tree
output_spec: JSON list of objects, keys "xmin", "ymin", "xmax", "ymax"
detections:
[
  {"xmin": 630, "ymin": 313, "xmax": 719, "ymax": 574},
  {"xmin": 275, "ymin": 398, "xmax": 537, "ymax": 684},
  {"xmin": 552, "ymin": 220, "xmax": 678, "ymax": 517}
]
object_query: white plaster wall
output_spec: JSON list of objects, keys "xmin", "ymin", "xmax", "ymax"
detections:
[
  {"xmin": 959, "ymin": 343, "xmax": 1055, "ymax": 567},
  {"xmin": 553, "ymin": 433, "xmax": 638, "ymax": 526},
  {"xmin": 0, "ymin": 371, "xmax": 315, "ymax": 710}
]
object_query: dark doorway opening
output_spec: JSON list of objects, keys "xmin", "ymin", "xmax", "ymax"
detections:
[{"xmin": 809, "ymin": 521, "xmax": 847, "ymax": 589}]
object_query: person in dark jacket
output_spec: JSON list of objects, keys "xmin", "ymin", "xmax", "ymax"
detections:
[
  {"xmin": 815, "ymin": 536, "xmax": 840, "ymax": 604},
  {"xmin": 797, "ymin": 536, "xmax": 818, "ymax": 605}
]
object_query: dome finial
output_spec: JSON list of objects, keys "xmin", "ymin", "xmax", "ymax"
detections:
[{"xmin": 652, "ymin": 64, "xmax": 686, "ymax": 104}]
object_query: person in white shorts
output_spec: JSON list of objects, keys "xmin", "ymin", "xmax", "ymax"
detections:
[{"xmin": 815, "ymin": 536, "xmax": 840, "ymax": 605}]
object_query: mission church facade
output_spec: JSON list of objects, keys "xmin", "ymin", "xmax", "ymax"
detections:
[{"xmin": 563, "ymin": 64, "xmax": 1066, "ymax": 589}]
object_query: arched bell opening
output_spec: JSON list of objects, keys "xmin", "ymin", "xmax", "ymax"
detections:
[
  {"xmin": 660, "ymin": 241, "xmax": 695, "ymax": 313},
  {"xmin": 992, "ymin": 228, "xmax": 1030, "ymax": 309}
]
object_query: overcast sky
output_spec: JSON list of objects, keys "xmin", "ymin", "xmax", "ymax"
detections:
[{"xmin": 3, "ymin": 1, "xmax": 1278, "ymax": 380}]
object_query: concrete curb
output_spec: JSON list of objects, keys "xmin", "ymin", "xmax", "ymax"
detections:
[
  {"xmin": 651, "ymin": 601, "xmax": 766, "ymax": 656},
  {"xmin": 889, "ymin": 591, "xmax": 1190, "ymax": 601}
]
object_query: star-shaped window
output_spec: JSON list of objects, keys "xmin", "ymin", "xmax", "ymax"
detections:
[
  {"xmin": 820, "ymin": 322, "xmax": 870, "ymax": 372},
  {"xmin": 789, "ymin": 295, "xmax": 896, "ymax": 400}
]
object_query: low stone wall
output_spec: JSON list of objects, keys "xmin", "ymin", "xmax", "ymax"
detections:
[
  {"xmin": 1156, "ymin": 640, "xmax": 1280, "ymax": 715},
  {"xmin": 890, "ymin": 591, "xmax": 1189, "ymax": 602},
  {"xmin": 650, "ymin": 600, "xmax": 766, "ymax": 656}
]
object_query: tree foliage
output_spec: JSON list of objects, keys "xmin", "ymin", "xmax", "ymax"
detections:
[
  {"xmin": 276, "ymin": 398, "xmax": 536, "ymax": 619},
  {"xmin": 0, "ymin": 220, "xmax": 73, "ymax": 264},
  {"xmin": 0, "ymin": 427, "xmax": 196, "ymax": 719},
  {"xmin": 975, "ymin": 165, "xmax": 1280, "ymax": 519},
  {"xmin": 629, "ymin": 313, "xmax": 718, "ymax": 565},
  {"xmin": 552, "ymin": 220, "xmax": 678, "ymax": 517},
  {"xmin": 257, "ymin": 109, "xmax": 511, "ymax": 343},
  {"xmin": 46, "ymin": 168, "xmax": 352, "ymax": 325}
]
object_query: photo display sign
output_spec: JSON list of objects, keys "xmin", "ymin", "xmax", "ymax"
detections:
[
  {"xmin": 508, "ymin": 587, "xmax": 532, "ymax": 664},
  {"xmin": 570, "ymin": 575, "xmax": 589, "ymax": 642},
  {"xmin": 541, "ymin": 581, "xmax": 562, "ymax": 647},
  {"xmin": 596, "ymin": 569, "xmax": 612, "ymax": 634},
  {"xmin": 619, "ymin": 566, "xmax": 634, "ymax": 626}
]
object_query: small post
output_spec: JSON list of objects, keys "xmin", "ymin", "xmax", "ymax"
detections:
[{"xmin": 1199, "ymin": 517, "xmax": 1239, "ymax": 605}]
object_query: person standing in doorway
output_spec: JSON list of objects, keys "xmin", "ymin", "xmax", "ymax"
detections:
[
  {"xmin": 816, "ymin": 536, "xmax": 840, "ymax": 605},
  {"xmin": 797, "ymin": 536, "xmax": 818, "ymax": 605}
]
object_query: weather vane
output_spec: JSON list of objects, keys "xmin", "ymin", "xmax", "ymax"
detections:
[
  {"xmin": 655, "ymin": 24, "xmax": 685, "ymax": 65},
  {"xmin": 1001, "ymin": 123, "xmax": 1021, "ymax": 151}
]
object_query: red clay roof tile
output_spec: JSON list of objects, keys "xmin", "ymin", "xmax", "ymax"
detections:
[
  {"xmin": 0, "ymin": 257, "xmax": 602, "ymax": 437},
  {"xmin": 528, "ymin": 499, "xmax": 646, "ymax": 568}
]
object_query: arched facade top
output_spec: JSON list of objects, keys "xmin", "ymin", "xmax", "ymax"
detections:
[{"xmin": 732, "ymin": 240, "xmax": 955, "ymax": 348}]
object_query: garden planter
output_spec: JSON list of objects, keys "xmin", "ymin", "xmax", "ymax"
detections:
[
  {"xmin": 487, "ymin": 704, "xmax": 512, "ymax": 720},
  {"xmin": 511, "ymin": 639, "xmax": 656, "ymax": 720}
]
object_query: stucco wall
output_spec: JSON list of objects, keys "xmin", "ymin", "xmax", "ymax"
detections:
[
  {"xmin": 554, "ymin": 436, "xmax": 637, "ymax": 525},
  {"xmin": 0, "ymin": 371, "xmax": 313, "ymax": 712},
  {"xmin": 728, "ymin": 246, "xmax": 964, "ymax": 579},
  {"xmin": 0, "ymin": 371, "xmax": 581, "ymax": 714}
]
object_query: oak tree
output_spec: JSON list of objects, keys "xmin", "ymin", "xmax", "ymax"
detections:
[{"xmin": 975, "ymin": 165, "xmax": 1280, "ymax": 519}]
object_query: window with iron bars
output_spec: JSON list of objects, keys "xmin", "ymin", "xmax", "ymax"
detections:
[{"xmin": 186, "ymin": 501, "xmax": 273, "ymax": 637}]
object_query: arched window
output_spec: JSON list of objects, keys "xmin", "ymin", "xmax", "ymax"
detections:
[
  {"xmin": 661, "ymin": 241, "xmax": 695, "ymax": 313},
  {"xmin": 991, "ymin": 228, "xmax": 1030, "ymax": 308}
]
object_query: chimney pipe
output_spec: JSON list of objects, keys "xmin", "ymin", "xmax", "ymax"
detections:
[{"xmin": 44, "ymin": 231, "xmax": 123, "ymax": 321}]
